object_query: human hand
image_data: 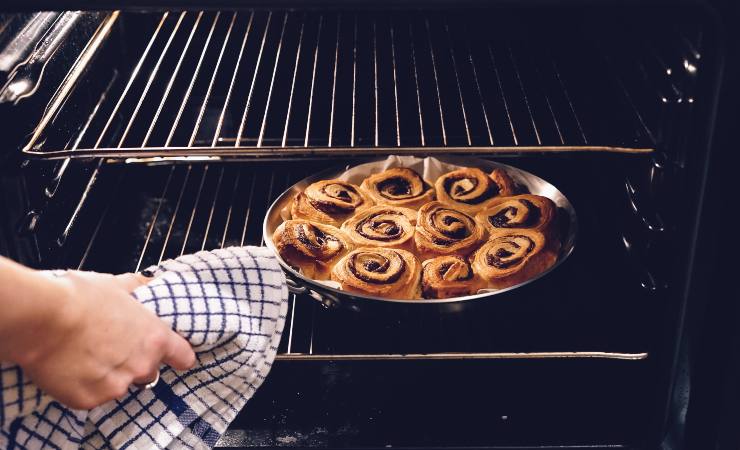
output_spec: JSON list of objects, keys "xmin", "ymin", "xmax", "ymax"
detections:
[{"xmin": 12, "ymin": 270, "xmax": 196, "ymax": 410}]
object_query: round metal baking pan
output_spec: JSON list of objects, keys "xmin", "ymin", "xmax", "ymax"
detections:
[{"xmin": 263, "ymin": 156, "xmax": 577, "ymax": 313}]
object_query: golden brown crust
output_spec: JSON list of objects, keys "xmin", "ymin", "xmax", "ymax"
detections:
[
  {"xmin": 475, "ymin": 194, "xmax": 559, "ymax": 241},
  {"xmin": 414, "ymin": 201, "xmax": 484, "ymax": 260},
  {"xmin": 274, "ymin": 220, "xmax": 354, "ymax": 280},
  {"xmin": 360, "ymin": 167, "xmax": 435, "ymax": 209},
  {"xmin": 421, "ymin": 255, "xmax": 484, "ymax": 299},
  {"xmin": 471, "ymin": 229, "xmax": 557, "ymax": 289},
  {"xmin": 291, "ymin": 179, "xmax": 373, "ymax": 226},
  {"xmin": 341, "ymin": 205, "xmax": 417, "ymax": 251},
  {"xmin": 434, "ymin": 167, "xmax": 517, "ymax": 214},
  {"xmin": 331, "ymin": 247, "xmax": 422, "ymax": 299}
]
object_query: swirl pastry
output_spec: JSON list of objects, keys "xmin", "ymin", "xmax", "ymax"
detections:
[
  {"xmin": 341, "ymin": 205, "xmax": 417, "ymax": 250},
  {"xmin": 274, "ymin": 220, "xmax": 354, "ymax": 280},
  {"xmin": 414, "ymin": 201, "xmax": 484, "ymax": 260},
  {"xmin": 475, "ymin": 194, "xmax": 559, "ymax": 241},
  {"xmin": 435, "ymin": 167, "xmax": 517, "ymax": 214},
  {"xmin": 360, "ymin": 167, "xmax": 435, "ymax": 209},
  {"xmin": 331, "ymin": 247, "xmax": 422, "ymax": 299},
  {"xmin": 291, "ymin": 179, "xmax": 373, "ymax": 226},
  {"xmin": 421, "ymin": 255, "xmax": 484, "ymax": 299},
  {"xmin": 471, "ymin": 229, "xmax": 557, "ymax": 289}
]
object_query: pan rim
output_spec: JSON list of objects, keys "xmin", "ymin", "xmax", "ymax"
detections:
[{"xmin": 263, "ymin": 155, "xmax": 578, "ymax": 305}]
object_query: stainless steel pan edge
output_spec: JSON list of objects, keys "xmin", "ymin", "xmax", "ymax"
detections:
[{"xmin": 263, "ymin": 156, "xmax": 577, "ymax": 313}]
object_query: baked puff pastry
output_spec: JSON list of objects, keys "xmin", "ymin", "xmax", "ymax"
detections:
[
  {"xmin": 274, "ymin": 220, "xmax": 354, "ymax": 280},
  {"xmin": 360, "ymin": 167, "xmax": 435, "ymax": 209},
  {"xmin": 414, "ymin": 201, "xmax": 484, "ymax": 260},
  {"xmin": 471, "ymin": 229, "xmax": 557, "ymax": 289},
  {"xmin": 291, "ymin": 179, "xmax": 373, "ymax": 226},
  {"xmin": 435, "ymin": 167, "xmax": 516, "ymax": 214},
  {"xmin": 475, "ymin": 194, "xmax": 559, "ymax": 242},
  {"xmin": 341, "ymin": 205, "xmax": 417, "ymax": 251},
  {"xmin": 421, "ymin": 255, "xmax": 484, "ymax": 299},
  {"xmin": 331, "ymin": 247, "xmax": 422, "ymax": 299}
]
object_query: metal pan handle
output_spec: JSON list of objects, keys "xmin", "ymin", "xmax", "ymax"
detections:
[{"xmin": 285, "ymin": 276, "xmax": 308, "ymax": 295}]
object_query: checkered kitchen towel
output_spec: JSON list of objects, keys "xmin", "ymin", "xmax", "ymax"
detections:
[{"xmin": 0, "ymin": 246, "xmax": 288, "ymax": 449}]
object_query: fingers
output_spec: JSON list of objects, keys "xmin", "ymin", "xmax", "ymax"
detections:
[
  {"xmin": 161, "ymin": 330, "xmax": 196, "ymax": 371},
  {"xmin": 115, "ymin": 272, "xmax": 151, "ymax": 292}
]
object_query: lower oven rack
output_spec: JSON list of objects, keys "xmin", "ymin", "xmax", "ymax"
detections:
[
  {"xmin": 18, "ymin": 9, "xmax": 671, "ymax": 161},
  {"xmin": 56, "ymin": 159, "xmax": 658, "ymax": 362}
]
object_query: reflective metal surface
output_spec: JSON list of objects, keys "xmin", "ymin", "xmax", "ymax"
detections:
[{"xmin": 264, "ymin": 155, "xmax": 577, "ymax": 311}]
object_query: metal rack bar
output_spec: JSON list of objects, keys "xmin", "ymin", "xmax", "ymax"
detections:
[
  {"xmin": 143, "ymin": 12, "xmax": 203, "ymax": 146},
  {"xmin": 389, "ymin": 22, "xmax": 401, "ymax": 146},
  {"xmin": 257, "ymin": 13, "xmax": 288, "ymax": 147},
  {"xmin": 201, "ymin": 167, "xmax": 225, "ymax": 251},
  {"xmin": 424, "ymin": 18, "xmax": 447, "ymax": 146},
  {"xmin": 157, "ymin": 165, "xmax": 192, "ymax": 264},
  {"xmin": 165, "ymin": 13, "xmax": 220, "ymax": 146},
  {"xmin": 119, "ymin": 12, "xmax": 186, "ymax": 148},
  {"xmin": 220, "ymin": 170, "xmax": 242, "ymax": 249},
  {"xmin": 467, "ymin": 37, "xmax": 493, "ymax": 145},
  {"xmin": 327, "ymin": 14, "xmax": 341, "ymax": 147},
  {"xmin": 236, "ymin": 12, "xmax": 272, "ymax": 147},
  {"xmin": 303, "ymin": 15, "xmax": 322, "ymax": 147},
  {"xmin": 508, "ymin": 45, "xmax": 541, "ymax": 145},
  {"xmin": 281, "ymin": 15, "xmax": 305, "ymax": 148},
  {"xmin": 372, "ymin": 19, "xmax": 379, "ymax": 146},
  {"xmin": 276, "ymin": 351, "xmax": 649, "ymax": 361},
  {"xmin": 488, "ymin": 43, "xmax": 518, "ymax": 145},
  {"xmin": 445, "ymin": 20, "xmax": 472, "ymax": 146},
  {"xmin": 180, "ymin": 166, "xmax": 209, "ymax": 255},
  {"xmin": 409, "ymin": 22, "xmax": 425, "ymax": 146},
  {"xmin": 350, "ymin": 14, "xmax": 358, "ymax": 147},
  {"xmin": 213, "ymin": 12, "xmax": 254, "ymax": 147},
  {"xmin": 29, "ymin": 145, "xmax": 653, "ymax": 160},
  {"xmin": 188, "ymin": 12, "xmax": 237, "ymax": 147}
]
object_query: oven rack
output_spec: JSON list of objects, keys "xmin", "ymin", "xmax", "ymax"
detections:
[
  {"xmin": 21, "ymin": 9, "xmax": 659, "ymax": 161},
  {"xmin": 59, "ymin": 161, "xmax": 657, "ymax": 361}
]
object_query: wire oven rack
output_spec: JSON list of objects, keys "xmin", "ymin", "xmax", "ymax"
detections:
[
  {"xmin": 22, "ymin": 9, "xmax": 656, "ymax": 160},
  {"xmin": 61, "ymin": 160, "xmax": 655, "ymax": 361}
]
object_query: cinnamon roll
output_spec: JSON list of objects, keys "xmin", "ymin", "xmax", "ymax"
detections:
[
  {"xmin": 475, "ymin": 194, "xmax": 558, "ymax": 241},
  {"xmin": 291, "ymin": 179, "xmax": 373, "ymax": 226},
  {"xmin": 360, "ymin": 167, "xmax": 435, "ymax": 209},
  {"xmin": 414, "ymin": 201, "xmax": 484, "ymax": 260},
  {"xmin": 421, "ymin": 255, "xmax": 484, "ymax": 299},
  {"xmin": 274, "ymin": 220, "xmax": 354, "ymax": 280},
  {"xmin": 471, "ymin": 229, "xmax": 557, "ymax": 289},
  {"xmin": 331, "ymin": 247, "xmax": 422, "ymax": 299},
  {"xmin": 341, "ymin": 205, "xmax": 417, "ymax": 250},
  {"xmin": 435, "ymin": 167, "xmax": 517, "ymax": 214}
]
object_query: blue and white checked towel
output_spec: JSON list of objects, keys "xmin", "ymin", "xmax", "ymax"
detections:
[{"xmin": 0, "ymin": 246, "xmax": 288, "ymax": 449}]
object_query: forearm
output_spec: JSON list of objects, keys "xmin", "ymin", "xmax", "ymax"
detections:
[{"xmin": 0, "ymin": 256, "xmax": 68, "ymax": 363}]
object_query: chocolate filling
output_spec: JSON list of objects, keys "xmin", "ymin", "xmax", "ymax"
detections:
[
  {"xmin": 431, "ymin": 209, "xmax": 471, "ymax": 239},
  {"xmin": 488, "ymin": 199, "xmax": 541, "ymax": 228},
  {"xmin": 485, "ymin": 235, "xmax": 536, "ymax": 269},
  {"xmin": 296, "ymin": 225, "xmax": 338, "ymax": 256},
  {"xmin": 436, "ymin": 261, "xmax": 472, "ymax": 280},
  {"xmin": 309, "ymin": 198, "xmax": 355, "ymax": 214},
  {"xmin": 443, "ymin": 176, "xmax": 500, "ymax": 205},
  {"xmin": 377, "ymin": 177, "xmax": 413, "ymax": 198},
  {"xmin": 348, "ymin": 252, "xmax": 405, "ymax": 284},
  {"xmin": 356, "ymin": 212, "xmax": 405, "ymax": 241}
]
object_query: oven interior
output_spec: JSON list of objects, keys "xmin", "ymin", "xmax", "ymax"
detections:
[{"xmin": 0, "ymin": 4, "xmax": 723, "ymax": 449}]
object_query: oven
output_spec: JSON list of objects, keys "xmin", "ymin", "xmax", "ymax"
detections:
[{"xmin": 0, "ymin": 1, "xmax": 737, "ymax": 448}]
